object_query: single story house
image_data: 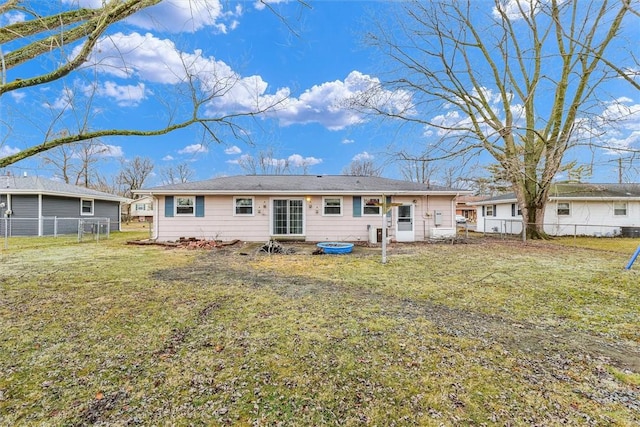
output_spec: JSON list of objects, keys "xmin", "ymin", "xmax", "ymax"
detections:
[
  {"xmin": 136, "ymin": 175, "xmax": 472, "ymax": 243},
  {"xmin": 125, "ymin": 195, "xmax": 154, "ymax": 222},
  {"xmin": 455, "ymin": 195, "xmax": 484, "ymax": 223},
  {"xmin": 470, "ymin": 183, "xmax": 640, "ymax": 237},
  {"xmin": 0, "ymin": 174, "xmax": 127, "ymax": 237}
]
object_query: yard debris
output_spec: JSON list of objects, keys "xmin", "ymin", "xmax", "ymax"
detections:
[
  {"xmin": 127, "ymin": 238, "xmax": 241, "ymax": 250},
  {"xmin": 260, "ymin": 240, "xmax": 296, "ymax": 254}
]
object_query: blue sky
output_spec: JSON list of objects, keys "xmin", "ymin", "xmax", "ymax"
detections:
[{"xmin": 1, "ymin": 0, "xmax": 639, "ymax": 188}]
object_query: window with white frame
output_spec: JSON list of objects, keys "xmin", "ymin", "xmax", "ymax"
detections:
[
  {"xmin": 557, "ymin": 202, "xmax": 570, "ymax": 216},
  {"xmin": 323, "ymin": 197, "xmax": 342, "ymax": 215},
  {"xmin": 614, "ymin": 202, "xmax": 627, "ymax": 216},
  {"xmin": 485, "ymin": 204, "xmax": 494, "ymax": 216},
  {"xmin": 81, "ymin": 199, "xmax": 94, "ymax": 215},
  {"xmin": 363, "ymin": 197, "xmax": 381, "ymax": 215},
  {"xmin": 234, "ymin": 197, "xmax": 254, "ymax": 215},
  {"xmin": 175, "ymin": 196, "xmax": 195, "ymax": 215}
]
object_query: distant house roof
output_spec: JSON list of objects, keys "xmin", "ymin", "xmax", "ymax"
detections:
[
  {"xmin": 0, "ymin": 175, "xmax": 128, "ymax": 203},
  {"xmin": 137, "ymin": 175, "xmax": 472, "ymax": 196},
  {"xmin": 469, "ymin": 183, "xmax": 640, "ymax": 205}
]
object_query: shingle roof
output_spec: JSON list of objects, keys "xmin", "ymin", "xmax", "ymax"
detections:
[
  {"xmin": 0, "ymin": 175, "xmax": 128, "ymax": 202},
  {"xmin": 139, "ymin": 175, "xmax": 471, "ymax": 195},
  {"xmin": 470, "ymin": 183, "xmax": 640, "ymax": 204}
]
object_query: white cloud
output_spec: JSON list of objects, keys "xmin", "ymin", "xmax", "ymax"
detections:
[
  {"xmin": 271, "ymin": 71, "xmax": 410, "ymax": 131},
  {"xmin": 225, "ymin": 145, "xmax": 242, "ymax": 154},
  {"xmin": 342, "ymin": 138, "xmax": 355, "ymax": 144},
  {"xmin": 2, "ymin": 11, "xmax": 25, "ymax": 25},
  {"xmin": 287, "ymin": 154, "xmax": 322, "ymax": 167},
  {"xmin": 352, "ymin": 151, "xmax": 374, "ymax": 162},
  {"xmin": 84, "ymin": 32, "xmax": 280, "ymax": 113},
  {"xmin": 254, "ymin": 0, "xmax": 288, "ymax": 11},
  {"xmin": 45, "ymin": 87, "xmax": 74, "ymax": 110},
  {"xmin": 0, "ymin": 145, "xmax": 20, "ymax": 157},
  {"xmin": 83, "ymin": 34, "xmax": 406, "ymax": 131},
  {"xmin": 492, "ymin": 0, "xmax": 534, "ymax": 20},
  {"xmin": 10, "ymin": 91, "xmax": 26, "ymax": 102},
  {"xmin": 99, "ymin": 144, "xmax": 124, "ymax": 157},
  {"xmin": 96, "ymin": 82, "xmax": 147, "ymax": 107},
  {"xmin": 577, "ymin": 98, "xmax": 640, "ymax": 154},
  {"xmin": 127, "ymin": 0, "xmax": 237, "ymax": 34},
  {"xmin": 163, "ymin": 155, "xmax": 175, "ymax": 161},
  {"xmin": 64, "ymin": 0, "xmax": 239, "ymax": 34},
  {"xmin": 178, "ymin": 144, "xmax": 208, "ymax": 154}
]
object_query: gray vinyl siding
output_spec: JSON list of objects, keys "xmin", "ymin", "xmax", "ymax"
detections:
[
  {"xmin": 42, "ymin": 196, "xmax": 80, "ymax": 217},
  {"xmin": 0, "ymin": 195, "xmax": 122, "ymax": 236},
  {"xmin": 41, "ymin": 196, "xmax": 82, "ymax": 235},
  {"xmin": 9, "ymin": 195, "xmax": 38, "ymax": 218},
  {"xmin": 8, "ymin": 195, "xmax": 39, "ymax": 235},
  {"xmin": 94, "ymin": 200, "xmax": 120, "ymax": 231}
]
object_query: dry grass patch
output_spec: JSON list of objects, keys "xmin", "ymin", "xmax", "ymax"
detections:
[{"xmin": 0, "ymin": 236, "xmax": 638, "ymax": 425}]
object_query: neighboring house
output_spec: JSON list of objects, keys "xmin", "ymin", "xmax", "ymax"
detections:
[
  {"xmin": 470, "ymin": 183, "xmax": 640, "ymax": 237},
  {"xmin": 126, "ymin": 195, "xmax": 154, "ymax": 222},
  {"xmin": 136, "ymin": 175, "xmax": 472, "ymax": 243},
  {"xmin": 455, "ymin": 195, "xmax": 484, "ymax": 223},
  {"xmin": 0, "ymin": 175, "xmax": 127, "ymax": 237}
]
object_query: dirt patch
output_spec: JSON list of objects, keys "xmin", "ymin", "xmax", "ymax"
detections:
[{"xmin": 153, "ymin": 243, "xmax": 640, "ymax": 373}]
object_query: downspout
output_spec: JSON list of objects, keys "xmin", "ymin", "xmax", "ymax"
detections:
[
  {"xmin": 38, "ymin": 193, "xmax": 43, "ymax": 236},
  {"xmin": 118, "ymin": 201, "xmax": 122, "ymax": 232},
  {"xmin": 151, "ymin": 193, "xmax": 158, "ymax": 240}
]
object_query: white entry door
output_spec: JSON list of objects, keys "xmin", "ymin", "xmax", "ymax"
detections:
[{"xmin": 396, "ymin": 204, "xmax": 414, "ymax": 242}]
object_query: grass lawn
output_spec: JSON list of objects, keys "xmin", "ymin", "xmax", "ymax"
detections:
[{"xmin": 1, "ymin": 233, "xmax": 639, "ymax": 425}]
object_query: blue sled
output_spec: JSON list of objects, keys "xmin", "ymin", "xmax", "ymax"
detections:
[{"xmin": 625, "ymin": 245, "xmax": 640, "ymax": 270}]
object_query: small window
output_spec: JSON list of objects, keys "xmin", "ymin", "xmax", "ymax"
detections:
[
  {"xmin": 363, "ymin": 197, "xmax": 381, "ymax": 215},
  {"xmin": 614, "ymin": 202, "xmax": 627, "ymax": 216},
  {"xmin": 135, "ymin": 203, "xmax": 145, "ymax": 211},
  {"xmin": 235, "ymin": 197, "xmax": 254, "ymax": 215},
  {"xmin": 175, "ymin": 196, "xmax": 195, "ymax": 215},
  {"xmin": 81, "ymin": 199, "xmax": 94, "ymax": 216},
  {"xmin": 323, "ymin": 197, "xmax": 342, "ymax": 215},
  {"xmin": 511, "ymin": 203, "xmax": 522, "ymax": 217},
  {"xmin": 485, "ymin": 204, "xmax": 494, "ymax": 217},
  {"xmin": 557, "ymin": 202, "xmax": 570, "ymax": 216}
]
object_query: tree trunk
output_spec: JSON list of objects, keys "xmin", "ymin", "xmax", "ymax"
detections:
[{"xmin": 524, "ymin": 202, "xmax": 548, "ymax": 240}]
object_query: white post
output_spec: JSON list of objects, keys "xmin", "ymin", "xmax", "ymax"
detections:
[{"xmin": 381, "ymin": 206, "xmax": 387, "ymax": 264}]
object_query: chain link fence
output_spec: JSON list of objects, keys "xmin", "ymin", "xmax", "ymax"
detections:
[
  {"xmin": 1, "ymin": 217, "xmax": 115, "ymax": 248},
  {"xmin": 471, "ymin": 218, "xmax": 638, "ymax": 240}
]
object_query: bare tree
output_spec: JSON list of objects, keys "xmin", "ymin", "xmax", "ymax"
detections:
[
  {"xmin": 357, "ymin": 0, "xmax": 634, "ymax": 238},
  {"xmin": 160, "ymin": 163, "xmax": 195, "ymax": 185},
  {"xmin": 117, "ymin": 156, "xmax": 154, "ymax": 199},
  {"xmin": 237, "ymin": 149, "xmax": 291, "ymax": 175},
  {"xmin": 74, "ymin": 141, "xmax": 111, "ymax": 187},
  {"xmin": 342, "ymin": 159, "xmax": 382, "ymax": 177},
  {"xmin": 40, "ymin": 138, "xmax": 111, "ymax": 187},
  {"xmin": 0, "ymin": 1, "xmax": 300, "ymax": 167}
]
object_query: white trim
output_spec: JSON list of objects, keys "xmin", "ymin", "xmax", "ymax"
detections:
[
  {"xmin": 80, "ymin": 198, "xmax": 94, "ymax": 216},
  {"xmin": 175, "ymin": 196, "xmax": 195, "ymax": 216},
  {"xmin": 362, "ymin": 196, "xmax": 382, "ymax": 216},
  {"xmin": 270, "ymin": 197, "xmax": 306, "ymax": 237},
  {"xmin": 233, "ymin": 196, "xmax": 255, "ymax": 216},
  {"xmin": 322, "ymin": 196, "xmax": 343, "ymax": 216},
  {"xmin": 556, "ymin": 201, "xmax": 571, "ymax": 216},
  {"xmin": 613, "ymin": 201, "xmax": 628, "ymax": 216}
]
